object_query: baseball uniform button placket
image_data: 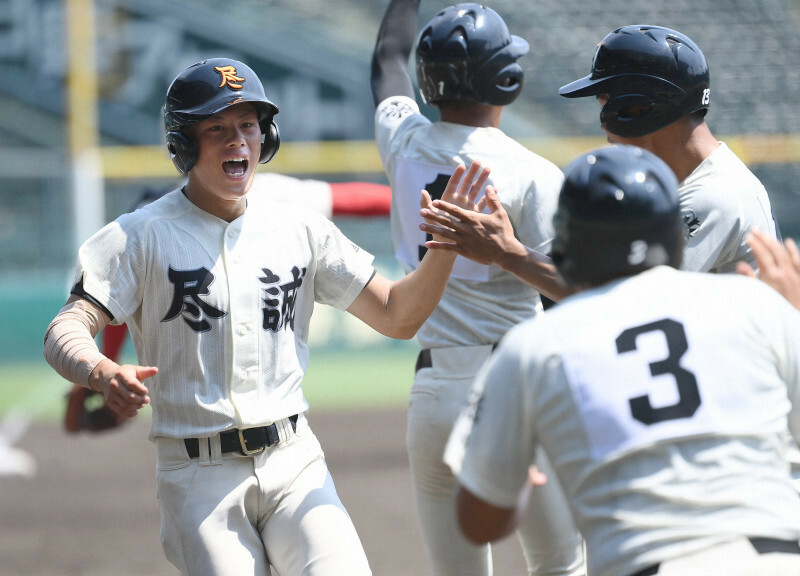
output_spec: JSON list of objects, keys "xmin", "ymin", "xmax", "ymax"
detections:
[{"xmin": 184, "ymin": 415, "xmax": 299, "ymax": 458}]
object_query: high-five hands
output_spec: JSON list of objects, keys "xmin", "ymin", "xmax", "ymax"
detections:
[
  {"xmin": 420, "ymin": 181, "xmax": 523, "ymax": 267},
  {"xmin": 420, "ymin": 161, "xmax": 491, "ymax": 244}
]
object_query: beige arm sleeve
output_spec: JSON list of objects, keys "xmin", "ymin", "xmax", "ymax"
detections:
[{"xmin": 43, "ymin": 298, "xmax": 110, "ymax": 388}]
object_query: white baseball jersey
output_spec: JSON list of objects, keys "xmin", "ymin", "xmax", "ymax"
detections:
[
  {"xmin": 680, "ymin": 142, "xmax": 778, "ymax": 273},
  {"xmin": 250, "ymin": 172, "xmax": 334, "ymax": 217},
  {"xmin": 375, "ymin": 96, "xmax": 563, "ymax": 348},
  {"xmin": 446, "ymin": 266, "xmax": 800, "ymax": 576},
  {"xmin": 73, "ymin": 187, "xmax": 375, "ymax": 440}
]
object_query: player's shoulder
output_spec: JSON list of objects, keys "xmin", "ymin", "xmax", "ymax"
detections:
[
  {"xmin": 682, "ymin": 142, "xmax": 765, "ymax": 196},
  {"xmin": 375, "ymin": 96, "xmax": 430, "ymax": 135},
  {"xmin": 375, "ymin": 95, "xmax": 422, "ymax": 125},
  {"xmin": 491, "ymin": 135, "xmax": 564, "ymax": 181},
  {"xmin": 116, "ymin": 188, "xmax": 186, "ymax": 227}
]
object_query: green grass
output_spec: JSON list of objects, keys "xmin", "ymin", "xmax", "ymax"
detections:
[
  {"xmin": 1, "ymin": 346, "xmax": 418, "ymax": 422},
  {"xmin": 303, "ymin": 347, "xmax": 417, "ymax": 411}
]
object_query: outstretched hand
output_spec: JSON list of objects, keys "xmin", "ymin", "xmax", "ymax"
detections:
[
  {"xmin": 420, "ymin": 183, "xmax": 527, "ymax": 267},
  {"xmin": 737, "ymin": 228, "xmax": 800, "ymax": 311},
  {"xmin": 419, "ymin": 161, "xmax": 491, "ymax": 245}
]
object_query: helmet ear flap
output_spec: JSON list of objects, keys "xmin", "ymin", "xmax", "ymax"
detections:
[
  {"xmin": 600, "ymin": 93, "xmax": 656, "ymax": 138},
  {"xmin": 487, "ymin": 62, "xmax": 525, "ymax": 106},
  {"xmin": 259, "ymin": 119, "xmax": 280, "ymax": 164},
  {"xmin": 166, "ymin": 131, "xmax": 197, "ymax": 174},
  {"xmin": 166, "ymin": 120, "xmax": 279, "ymax": 173}
]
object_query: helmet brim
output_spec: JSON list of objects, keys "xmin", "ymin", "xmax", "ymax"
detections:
[
  {"xmin": 558, "ymin": 74, "xmax": 607, "ymax": 98},
  {"xmin": 507, "ymin": 35, "xmax": 530, "ymax": 59},
  {"xmin": 559, "ymin": 73, "xmax": 686, "ymax": 99},
  {"xmin": 171, "ymin": 99, "xmax": 279, "ymax": 126}
]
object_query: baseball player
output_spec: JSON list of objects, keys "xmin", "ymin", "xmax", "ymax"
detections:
[
  {"xmin": 62, "ymin": 179, "xmax": 391, "ymax": 435},
  {"xmin": 426, "ymin": 24, "xmax": 781, "ymax": 281},
  {"xmin": 446, "ymin": 145, "xmax": 800, "ymax": 576},
  {"xmin": 372, "ymin": 2, "xmax": 584, "ymax": 575},
  {"xmin": 559, "ymin": 24, "xmax": 780, "ymax": 273},
  {"xmin": 43, "ymin": 57, "xmax": 484, "ymax": 576}
]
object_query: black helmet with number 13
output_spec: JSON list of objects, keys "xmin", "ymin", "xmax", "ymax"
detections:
[{"xmin": 559, "ymin": 25, "xmax": 710, "ymax": 138}]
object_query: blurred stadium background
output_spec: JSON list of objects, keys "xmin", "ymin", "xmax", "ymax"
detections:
[{"xmin": 3, "ymin": 0, "xmax": 800, "ymax": 413}]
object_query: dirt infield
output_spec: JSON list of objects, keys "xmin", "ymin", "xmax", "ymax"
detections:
[{"xmin": 1, "ymin": 408, "xmax": 527, "ymax": 576}]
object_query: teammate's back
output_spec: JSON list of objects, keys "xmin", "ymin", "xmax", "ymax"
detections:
[
  {"xmin": 501, "ymin": 266, "xmax": 800, "ymax": 575},
  {"xmin": 449, "ymin": 145, "xmax": 800, "ymax": 576}
]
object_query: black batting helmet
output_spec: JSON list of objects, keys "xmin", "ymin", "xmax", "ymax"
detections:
[
  {"xmin": 415, "ymin": 3, "xmax": 529, "ymax": 106},
  {"xmin": 559, "ymin": 25, "xmax": 710, "ymax": 138},
  {"xmin": 164, "ymin": 58, "xmax": 280, "ymax": 174},
  {"xmin": 551, "ymin": 145, "xmax": 682, "ymax": 287}
]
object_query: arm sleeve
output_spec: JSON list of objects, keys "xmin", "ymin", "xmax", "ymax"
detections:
[
  {"xmin": 43, "ymin": 298, "xmax": 109, "ymax": 388},
  {"xmin": 371, "ymin": 0, "xmax": 420, "ymax": 106}
]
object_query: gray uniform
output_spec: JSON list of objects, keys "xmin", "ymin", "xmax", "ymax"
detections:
[{"xmin": 679, "ymin": 142, "xmax": 779, "ymax": 273}]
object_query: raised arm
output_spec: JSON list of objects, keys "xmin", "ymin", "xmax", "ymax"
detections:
[
  {"xmin": 347, "ymin": 162, "xmax": 490, "ymax": 338},
  {"xmin": 371, "ymin": 0, "xmax": 420, "ymax": 106},
  {"xmin": 419, "ymin": 187, "xmax": 573, "ymax": 302}
]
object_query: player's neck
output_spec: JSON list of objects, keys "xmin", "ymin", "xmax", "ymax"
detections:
[
  {"xmin": 632, "ymin": 120, "xmax": 718, "ymax": 182},
  {"xmin": 659, "ymin": 122, "xmax": 719, "ymax": 182},
  {"xmin": 438, "ymin": 103, "xmax": 502, "ymax": 128}
]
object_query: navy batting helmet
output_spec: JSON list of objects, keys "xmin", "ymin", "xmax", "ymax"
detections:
[
  {"xmin": 551, "ymin": 145, "xmax": 682, "ymax": 287},
  {"xmin": 164, "ymin": 58, "xmax": 280, "ymax": 174},
  {"xmin": 559, "ymin": 25, "xmax": 710, "ymax": 138},
  {"xmin": 415, "ymin": 3, "xmax": 529, "ymax": 106}
]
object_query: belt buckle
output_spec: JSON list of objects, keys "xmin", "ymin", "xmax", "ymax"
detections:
[{"xmin": 237, "ymin": 428, "xmax": 265, "ymax": 455}]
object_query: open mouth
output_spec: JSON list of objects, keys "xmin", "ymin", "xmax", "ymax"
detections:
[{"xmin": 222, "ymin": 158, "xmax": 249, "ymax": 177}]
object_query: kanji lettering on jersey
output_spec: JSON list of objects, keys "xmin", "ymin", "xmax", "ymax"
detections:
[
  {"xmin": 163, "ymin": 267, "xmax": 227, "ymax": 332},
  {"xmin": 260, "ymin": 266, "xmax": 307, "ymax": 332}
]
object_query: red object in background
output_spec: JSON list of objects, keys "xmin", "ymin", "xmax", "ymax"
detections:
[{"xmin": 330, "ymin": 182, "xmax": 391, "ymax": 216}]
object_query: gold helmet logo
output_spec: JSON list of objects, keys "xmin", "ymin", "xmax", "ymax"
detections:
[{"xmin": 214, "ymin": 65, "xmax": 245, "ymax": 90}]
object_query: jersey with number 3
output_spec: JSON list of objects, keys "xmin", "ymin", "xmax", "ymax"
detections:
[{"xmin": 449, "ymin": 266, "xmax": 800, "ymax": 576}]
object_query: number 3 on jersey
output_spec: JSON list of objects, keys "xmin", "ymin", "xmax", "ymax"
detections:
[
  {"xmin": 563, "ymin": 316, "xmax": 708, "ymax": 460},
  {"xmin": 616, "ymin": 318, "xmax": 701, "ymax": 425}
]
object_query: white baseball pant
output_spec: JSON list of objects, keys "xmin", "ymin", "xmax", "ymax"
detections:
[
  {"xmin": 155, "ymin": 414, "xmax": 371, "ymax": 576},
  {"xmin": 407, "ymin": 345, "xmax": 585, "ymax": 576}
]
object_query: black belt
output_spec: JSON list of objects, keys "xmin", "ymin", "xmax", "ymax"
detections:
[
  {"xmin": 628, "ymin": 537, "xmax": 800, "ymax": 576},
  {"xmin": 415, "ymin": 349, "xmax": 432, "ymax": 373},
  {"xmin": 184, "ymin": 415, "xmax": 298, "ymax": 458},
  {"xmin": 415, "ymin": 345, "xmax": 498, "ymax": 374}
]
